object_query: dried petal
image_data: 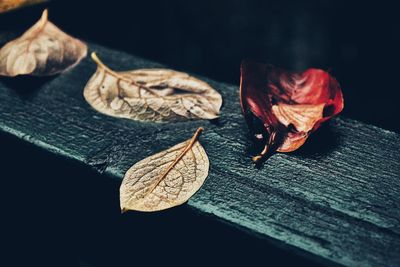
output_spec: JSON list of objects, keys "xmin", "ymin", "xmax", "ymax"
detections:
[
  {"xmin": 0, "ymin": 9, "xmax": 87, "ymax": 77},
  {"xmin": 240, "ymin": 60, "xmax": 344, "ymax": 162},
  {"xmin": 84, "ymin": 53, "xmax": 222, "ymax": 122},
  {"xmin": 120, "ymin": 127, "xmax": 209, "ymax": 212}
]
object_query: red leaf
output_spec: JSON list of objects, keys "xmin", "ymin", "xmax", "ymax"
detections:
[{"xmin": 240, "ymin": 60, "xmax": 344, "ymax": 162}]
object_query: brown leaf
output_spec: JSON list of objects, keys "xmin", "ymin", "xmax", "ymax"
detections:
[
  {"xmin": 84, "ymin": 53, "xmax": 222, "ymax": 122},
  {"xmin": 0, "ymin": 0, "xmax": 48, "ymax": 13},
  {"xmin": 0, "ymin": 9, "xmax": 87, "ymax": 77},
  {"xmin": 120, "ymin": 127, "xmax": 209, "ymax": 212}
]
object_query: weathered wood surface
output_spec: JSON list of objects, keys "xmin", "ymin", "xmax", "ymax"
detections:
[{"xmin": 0, "ymin": 39, "xmax": 399, "ymax": 266}]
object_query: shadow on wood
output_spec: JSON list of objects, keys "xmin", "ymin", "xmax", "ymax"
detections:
[
  {"xmin": 292, "ymin": 123, "xmax": 340, "ymax": 159},
  {"xmin": 0, "ymin": 75, "xmax": 57, "ymax": 100}
]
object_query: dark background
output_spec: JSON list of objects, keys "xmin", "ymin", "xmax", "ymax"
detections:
[{"xmin": 1, "ymin": 1, "xmax": 399, "ymax": 266}]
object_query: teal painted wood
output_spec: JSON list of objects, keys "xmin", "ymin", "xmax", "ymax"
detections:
[{"xmin": 0, "ymin": 41, "xmax": 399, "ymax": 266}]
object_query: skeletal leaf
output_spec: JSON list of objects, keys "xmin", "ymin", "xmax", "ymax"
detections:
[
  {"xmin": 120, "ymin": 127, "xmax": 209, "ymax": 212},
  {"xmin": 0, "ymin": 9, "xmax": 87, "ymax": 77},
  {"xmin": 0, "ymin": 0, "xmax": 48, "ymax": 13},
  {"xmin": 84, "ymin": 53, "xmax": 222, "ymax": 122}
]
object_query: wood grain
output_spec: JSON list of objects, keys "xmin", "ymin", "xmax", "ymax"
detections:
[{"xmin": 0, "ymin": 40, "xmax": 399, "ymax": 266}]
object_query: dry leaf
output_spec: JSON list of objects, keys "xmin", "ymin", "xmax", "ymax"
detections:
[
  {"xmin": 120, "ymin": 127, "xmax": 209, "ymax": 212},
  {"xmin": 0, "ymin": 0, "xmax": 48, "ymax": 13},
  {"xmin": 240, "ymin": 60, "xmax": 344, "ymax": 163},
  {"xmin": 0, "ymin": 9, "xmax": 87, "ymax": 77},
  {"xmin": 84, "ymin": 53, "xmax": 222, "ymax": 122}
]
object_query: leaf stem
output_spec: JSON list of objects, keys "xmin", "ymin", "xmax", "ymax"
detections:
[
  {"xmin": 187, "ymin": 127, "xmax": 204, "ymax": 149},
  {"xmin": 91, "ymin": 52, "xmax": 131, "ymax": 83},
  {"xmin": 252, "ymin": 145, "xmax": 269, "ymax": 163},
  {"xmin": 252, "ymin": 131, "xmax": 276, "ymax": 163},
  {"xmin": 91, "ymin": 52, "xmax": 159, "ymax": 97},
  {"xmin": 160, "ymin": 127, "xmax": 204, "ymax": 181},
  {"xmin": 144, "ymin": 127, "xmax": 204, "ymax": 197}
]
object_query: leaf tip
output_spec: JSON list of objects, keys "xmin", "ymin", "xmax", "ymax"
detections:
[
  {"xmin": 251, "ymin": 134, "xmax": 277, "ymax": 164},
  {"xmin": 41, "ymin": 8, "xmax": 48, "ymax": 21},
  {"xmin": 35, "ymin": 9, "xmax": 49, "ymax": 29}
]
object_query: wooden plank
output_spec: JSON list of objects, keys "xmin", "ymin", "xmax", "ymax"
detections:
[{"xmin": 0, "ymin": 40, "xmax": 399, "ymax": 266}]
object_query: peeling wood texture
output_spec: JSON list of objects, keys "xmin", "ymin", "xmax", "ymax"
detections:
[{"xmin": 0, "ymin": 40, "xmax": 399, "ymax": 266}]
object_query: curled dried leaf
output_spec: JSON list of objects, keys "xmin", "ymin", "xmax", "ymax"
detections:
[
  {"xmin": 0, "ymin": 9, "xmax": 87, "ymax": 77},
  {"xmin": 240, "ymin": 60, "xmax": 344, "ymax": 163},
  {"xmin": 84, "ymin": 53, "xmax": 222, "ymax": 122},
  {"xmin": 120, "ymin": 127, "xmax": 209, "ymax": 212}
]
